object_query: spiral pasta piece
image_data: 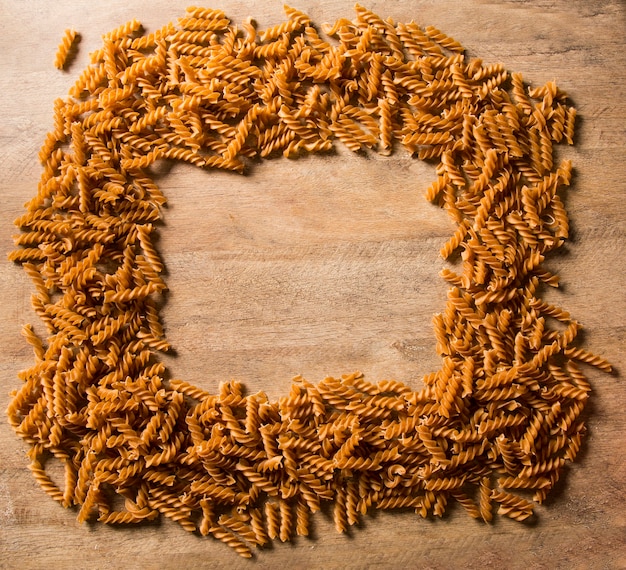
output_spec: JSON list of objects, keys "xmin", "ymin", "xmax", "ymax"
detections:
[{"xmin": 54, "ymin": 29, "xmax": 79, "ymax": 70}]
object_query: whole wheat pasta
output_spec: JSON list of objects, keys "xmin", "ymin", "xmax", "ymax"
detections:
[
  {"xmin": 54, "ymin": 28, "xmax": 80, "ymax": 70},
  {"xmin": 8, "ymin": 3, "xmax": 613, "ymax": 559}
]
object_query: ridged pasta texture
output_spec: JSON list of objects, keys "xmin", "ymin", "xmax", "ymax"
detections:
[
  {"xmin": 9, "ymin": 3, "xmax": 612, "ymax": 558},
  {"xmin": 54, "ymin": 29, "xmax": 79, "ymax": 70}
]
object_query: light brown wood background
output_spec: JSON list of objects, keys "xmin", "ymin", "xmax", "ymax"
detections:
[{"xmin": 1, "ymin": 1, "xmax": 625, "ymax": 568}]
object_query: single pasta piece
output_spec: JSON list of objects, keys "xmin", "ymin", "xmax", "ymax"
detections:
[{"xmin": 54, "ymin": 29, "xmax": 79, "ymax": 70}]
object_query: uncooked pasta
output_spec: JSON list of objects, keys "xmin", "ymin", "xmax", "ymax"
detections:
[
  {"xmin": 54, "ymin": 29, "xmax": 79, "ymax": 70},
  {"xmin": 8, "ymin": 3, "xmax": 612, "ymax": 559}
]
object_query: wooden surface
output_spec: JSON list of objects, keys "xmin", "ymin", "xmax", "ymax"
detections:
[{"xmin": 1, "ymin": 1, "xmax": 625, "ymax": 568}]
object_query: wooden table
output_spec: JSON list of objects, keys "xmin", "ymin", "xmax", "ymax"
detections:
[{"xmin": 1, "ymin": 1, "xmax": 624, "ymax": 568}]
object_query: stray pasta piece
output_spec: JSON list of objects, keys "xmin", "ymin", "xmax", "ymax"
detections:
[
  {"xmin": 9, "ymin": 3, "xmax": 612, "ymax": 559},
  {"xmin": 54, "ymin": 28, "xmax": 79, "ymax": 70}
]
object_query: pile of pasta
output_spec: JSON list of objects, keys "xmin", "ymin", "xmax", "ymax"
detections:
[{"xmin": 9, "ymin": 4, "xmax": 612, "ymax": 558}]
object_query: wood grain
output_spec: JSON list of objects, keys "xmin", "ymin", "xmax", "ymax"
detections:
[{"xmin": 1, "ymin": 1, "xmax": 624, "ymax": 568}]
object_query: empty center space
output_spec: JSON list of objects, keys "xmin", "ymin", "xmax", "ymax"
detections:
[{"xmin": 156, "ymin": 149, "xmax": 451, "ymax": 399}]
